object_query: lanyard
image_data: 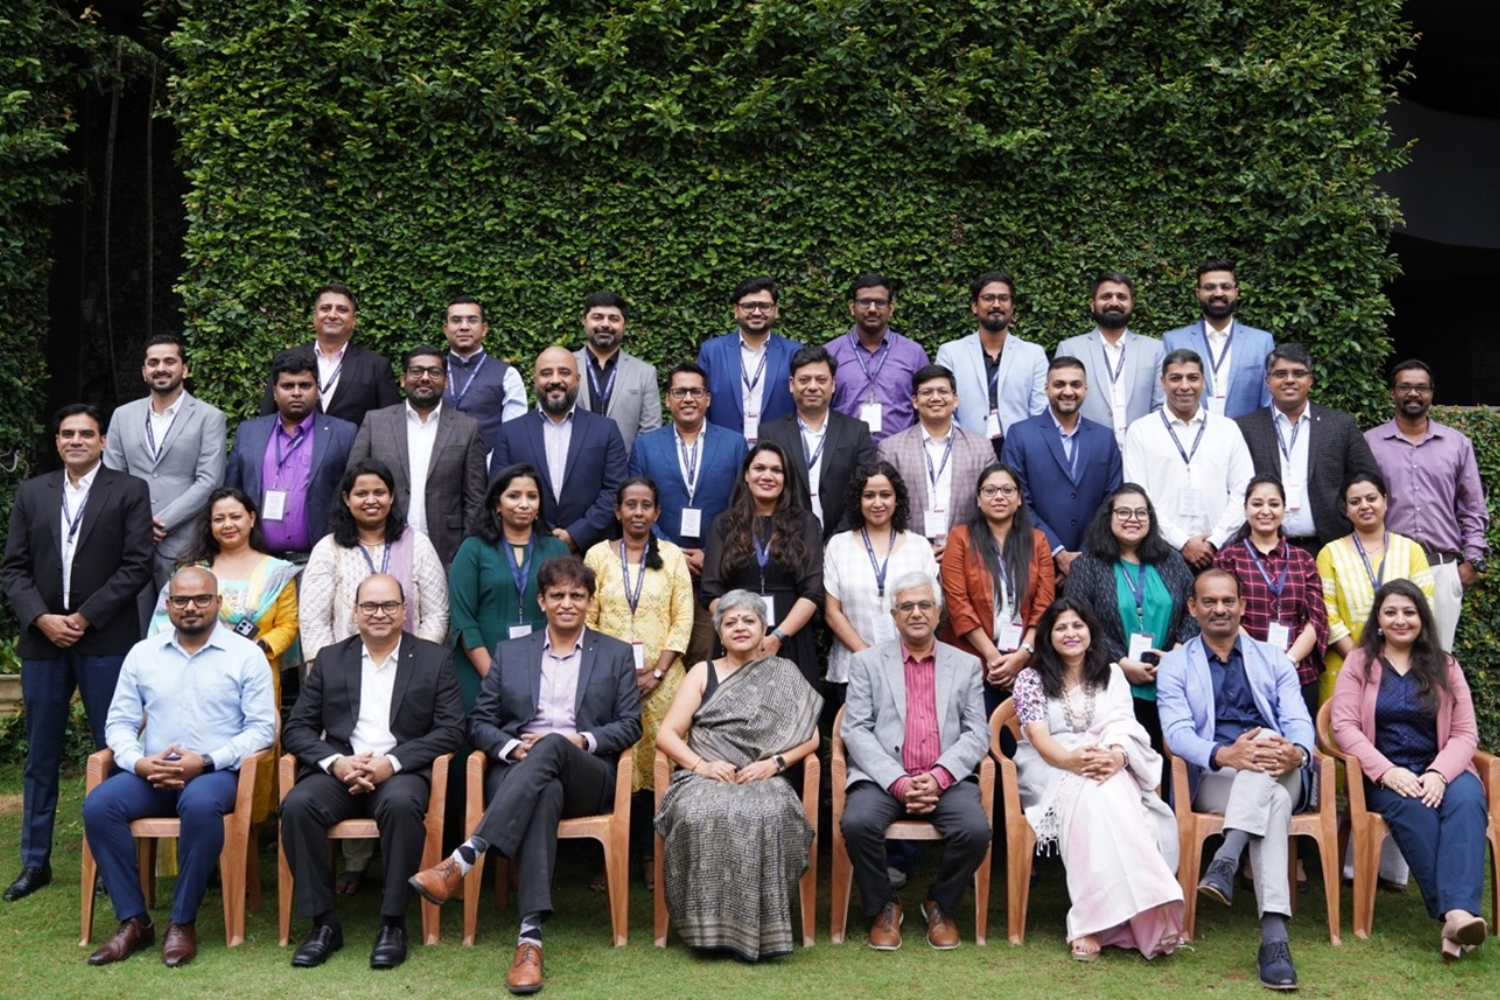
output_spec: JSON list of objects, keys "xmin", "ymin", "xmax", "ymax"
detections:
[
  {"xmin": 1200, "ymin": 321, "xmax": 1234, "ymax": 383},
  {"xmin": 1120, "ymin": 559, "xmax": 1146, "ymax": 627},
  {"xmin": 1274, "ymin": 415, "xmax": 1303, "ymax": 463},
  {"xmin": 1352, "ymin": 531, "xmax": 1389, "ymax": 591},
  {"xmin": 1243, "ymin": 539, "xmax": 1290, "ymax": 604},
  {"xmin": 358, "ymin": 542, "xmax": 391, "ymax": 576},
  {"xmin": 504, "ymin": 538, "xmax": 535, "ymax": 613},
  {"xmin": 144, "ymin": 406, "xmax": 178, "ymax": 463},
  {"xmin": 675, "ymin": 428, "xmax": 702, "ymax": 503},
  {"xmin": 588, "ymin": 356, "xmax": 619, "ymax": 412},
  {"xmin": 318, "ymin": 361, "xmax": 344, "ymax": 395},
  {"xmin": 986, "ymin": 350, "xmax": 1004, "ymax": 409},
  {"xmin": 924, "ymin": 432, "xmax": 955, "ymax": 492},
  {"xmin": 446, "ymin": 351, "xmax": 488, "ymax": 407},
  {"xmin": 273, "ymin": 425, "xmax": 311, "ymax": 476},
  {"xmin": 752, "ymin": 521, "xmax": 772, "ymax": 591},
  {"xmin": 798, "ymin": 417, "xmax": 827, "ymax": 470},
  {"xmin": 1101, "ymin": 339, "xmax": 1127, "ymax": 385},
  {"xmin": 619, "ymin": 541, "xmax": 647, "ymax": 617},
  {"xmin": 62, "ymin": 488, "xmax": 89, "ymax": 543},
  {"xmin": 860, "ymin": 527, "xmax": 893, "ymax": 597},
  {"xmin": 1159, "ymin": 409, "xmax": 1207, "ymax": 467},
  {"xmin": 741, "ymin": 347, "xmax": 768, "ymax": 395},
  {"xmin": 850, "ymin": 332, "xmax": 892, "ymax": 402}
]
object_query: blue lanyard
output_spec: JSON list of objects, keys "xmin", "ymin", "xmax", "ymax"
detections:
[
  {"xmin": 799, "ymin": 418, "xmax": 827, "ymax": 470},
  {"xmin": 62, "ymin": 489, "xmax": 89, "ymax": 543},
  {"xmin": 619, "ymin": 541, "xmax": 647, "ymax": 617},
  {"xmin": 318, "ymin": 361, "xmax": 343, "ymax": 395},
  {"xmin": 849, "ymin": 331, "xmax": 892, "ymax": 402},
  {"xmin": 1120, "ymin": 559, "xmax": 1146, "ymax": 627},
  {"xmin": 446, "ymin": 351, "xmax": 488, "ymax": 407},
  {"xmin": 1274, "ymin": 415, "xmax": 1303, "ymax": 463},
  {"xmin": 144, "ymin": 407, "xmax": 178, "ymax": 463},
  {"xmin": 1199, "ymin": 322, "xmax": 1234, "ymax": 389},
  {"xmin": 1159, "ymin": 409, "xmax": 1207, "ymax": 467},
  {"xmin": 588, "ymin": 356, "xmax": 619, "ymax": 411},
  {"xmin": 1243, "ymin": 539, "xmax": 1290, "ymax": 604},
  {"xmin": 860, "ymin": 527, "xmax": 892, "ymax": 597},
  {"xmin": 675, "ymin": 428, "xmax": 701, "ymax": 502},
  {"xmin": 1101, "ymin": 339, "xmax": 1127, "ymax": 385},
  {"xmin": 358, "ymin": 542, "xmax": 391, "ymax": 576},
  {"xmin": 504, "ymin": 538, "xmax": 535, "ymax": 616},
  {"xmin": 924, "ymin": 432, "xmax": 955, "ymax": 490},
  {"xmin": 752, "ymin": 521, "xmax": 773, "ymax": 591},
  {"xmin": 741, "ymin": 347, "xmax": 768, "ymax": 394},
  {"xmin": 1352, "ymin": 531, "xmax": 1389, "ymax": 591}
]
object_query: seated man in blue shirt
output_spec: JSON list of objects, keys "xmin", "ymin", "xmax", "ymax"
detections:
[
  {"xmin": 81, "ymin": 566, "xmax": 277, "ymax": 968},
  {"xmin": 1157, "ymin": 569, "xmax": 1313, "ymax": 991}
]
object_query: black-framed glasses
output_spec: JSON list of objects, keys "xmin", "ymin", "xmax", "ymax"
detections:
[
  {"xmin": 980, "ymin": 485, "xmax": 1019, "ymax": 499},
  {"xmin": 405, "ymin": 366, "xmax": 445, "ymax": 380},
  {"xmin": 357, "ymin": 600, "xmax": 404, "ymax": 616},
  {"xmin": 1112, "ymin": 507, "xmax": 1150, "ymax": 522},
  {"xmin": 737, "ymin": 301, "xmax": 776, "ymax": 313},
  {"xmin": 854, "ymin": 297, "xmax": 890, "ymax": 309},
  {"xmin": 166, "ymin": 594, "xmax": 216, "ymax": 609},
  {"xmin": 667, "ymin": 387, "xmax": 706, "ymax": 399},
  {"xmin": 1394, "ymin": 383, "xmax": 1433, "ymax": 395},
  {"xmin": 895, "ymin": 600, "xmax": 937, "ymax": 613}
]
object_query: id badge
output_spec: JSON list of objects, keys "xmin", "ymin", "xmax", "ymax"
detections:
[
  {"xmin": 508, "ymin": 624, "xmax": 533, "ymax": 639},
  {"xmin": 985, "ymin": 410, "xmax": 1003, "ymax": 439},
  {"xmin": 872, "ymin": 614, "xmax": 896, "ymax": 643},
  {"xmin": 1128, "ymin": 632, "xmax": 1155, "ymax": 661},
  {"xmin": 262, "ymin": 489, "xmax": 289, "ymax": 520},
  {"xmin": 859, "ymin": 402, "xmax": 884, "ymax": 434},
  {"xmin": 925, "ymin": 506, "xmax": 949, "ymax": 539},
  {"xmin": 679, "ymin": 507, "xmax": 703, "ymax": 538},
  {"xmin": 743, "ymin": 413, "xmax": 760, "ymax": 442},
  {"xmin": 1266, "ymin": 622, "xmax": 1292, "ymax": 651},
  {"xmin": 996, "ymin": 621, "xmax": 1024, "ymax": 652},
  {"xmin": 1208, "ymin": 394, "xmax": 1227, "ymax": 415},
  {"xmin": 632, "ymin": 641, "xmax": 646, "ymax": 672},
  {"xmin": 759, "ymin": 594, "xmax": 777, "ymax": 627},
  {"xmin": 1177, "ymin": 487, "xmax": 1202, "ymax": 517},
  {"xmin": 1284, "ymin": 480, "xmax": 1307, "ymax": 513}
]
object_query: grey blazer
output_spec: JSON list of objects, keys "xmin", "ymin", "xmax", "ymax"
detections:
[
  {"xmin": 1054, "ymin": 329, "xmax": 1165, "ymax": 431},
  {"xmin": 102, "ymin": 391, "xmax": 227, "ymax": 562},
  {"xmin": 876, "ymin": 423, "xmax": 994, "ymax": 537},
  {"xmin": 347, "ymin": 403, "xmax": 488, "ymax": 566},
  {"xmin": 840, "ymin": 639, "xmax": 989, "ymax": 790},
  {"xmin": 574, "ymin": 348, "xmax": 662, "ymax": 453}
]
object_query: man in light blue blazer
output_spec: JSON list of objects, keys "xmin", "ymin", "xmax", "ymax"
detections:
[
  {"xmin": 1161, "ymin": 260, "xmax": 1274, "ymax": 419},
  {"xmin": 696, "ymin": 276, "xmax": 803, "ymax": 441},
  {"xmin": 1000, "ymin": 356, "xmax": 1122, "ymax": 578},
  {"xmin": 934, "ymin": 270, "xmax": 1047, "ymax": 461},
  {"xmin": 627, "ymin": 362, "xmax": 748, "ymax": 664},
  {"xmin": 573, "ymin": 291, "xmax": 661, "ymax": 453},
  {"xmin": 1156, "ymin": 569, "xmax": 1313, "ymax": 990},
  {"xmin": 1054, "ymin": 272, "xmax": 1164, "ymax": 445},
  {"xmin": 103, "ymin": 335, "xmax": 226, "ymax": 591}
]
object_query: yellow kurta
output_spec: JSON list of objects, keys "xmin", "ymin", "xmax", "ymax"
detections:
[
  {"xmin": 1316, "ymin": 531, "xmax": 1434, "ymax": 704},
  {"xmin": 584, "ymin": 538, "xmax": 696, "ymax": 792}
]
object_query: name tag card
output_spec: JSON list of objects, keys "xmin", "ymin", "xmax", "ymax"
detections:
[
  {"xmin": 759, "ymin": 594, "xmax": 777, "ymax": 628},
  {"xmin": 985, "ymin": 410, "xmax": 1003, "ymax": 439},
  {"xmin": 743, "ymin": 414, "xmax": 759, "ymax": 442},
  {"xmin": 859, "ymin": 402, "xmax": 883, "ymax": 435},
  {"xmin": 1284, "ymin": 481, "xmax": 1307, "ymax": 512},
  {"xmin": 1208, "ymin": 395, "xmax": 1227, "ymax": 415},
  {"xmin": 872, "ymin": 614, "xmax": 896, "ymax": 643},
  {"xmin": 925, "ymin": 507, "xmax": 949, "ymax": 539},
  {"xmin": 632, "ymin": 641, "xmax": 646, "ymax": 672},
  {"xmin": 262, "ymin": 489, "xmax": 288, "ymax": 521},
  {"xmin": 1177, "ymin": 487, "xmax": 1202, "ymax": 517},
  {"xmin": 1266, "ymin": 622, "xmax": 1292, "ymax": 651},
  {"xmin": 996, "ymin": 621, "xmax": 1024, "ymax": 652},
  {"xmin": 679, "ymin": 507, "xmax": 702, "ymax": 538},
  {"xmin": 1128, "ymin": 632, "xmax": 1155, "ymax": 661},
  {"xmin": 508, "ymin": 624, "xmax": 533, "ymax": 639}
]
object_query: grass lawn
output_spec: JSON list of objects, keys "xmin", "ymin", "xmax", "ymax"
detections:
[{"xmin": 0, "ymin": 767, "xmax": 1492, "ymax": 1000}]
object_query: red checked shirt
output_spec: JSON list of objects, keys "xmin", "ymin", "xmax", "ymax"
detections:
[
  {"xmin": 1212, "ymin": 538, "xmax": 1328, "ymax": 686},
  {"xmin": 892, "ymin": 645, "xmax": 955, "ymax": 800}
]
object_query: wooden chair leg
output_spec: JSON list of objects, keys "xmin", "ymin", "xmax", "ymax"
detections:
[
  {"xmin": 1179, "ymin": 831, "xmax": 1202, "ymax": 942},
  {"xmin": 80, "ymin": 840, "xmax": 98, "ymax": 945},
  {"xmin": 799, "ymin": 848, "xmax": 817, "ymax": 949},
  {"xmin": 606, "ymin": 831, "xmax": 629, "ymax": 947},
  {"xmin": 462, "ymin": 853, "xmax": 485, "ymax": 948},
  {"xmin": 278, "ymin": 817, "xmax": 294, "ymax": 946},
  {"xmin": 974, "ymin": 846, "xmax": 992, "ymax": 946},
  {"xmin": 138, "ymin": 840, "xmax": 156, "ymax": 908},
  {"xmin": 1006, "ymin": 839, "xmax": 1032, "ymax": 945},
  {"xmin": 829, "ymin": 832, "xmax": 852, "ymax": 944},
  {"xmin": 1317, "ymin": 828, "xmax": 1342, "ymax": 946}
]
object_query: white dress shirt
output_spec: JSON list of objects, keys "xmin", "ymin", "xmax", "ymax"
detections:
[
  {"xmin": 1122, "ymin": 407, "xmax": 1253, "ymax": 549},
  {"xmin": 922, "ymin": 425, "xmax": 956, "ymax": 514},
  {"xmin": 316, "ymin": 342, "xmax": 349, "ymax": 411},
  {"xmin": 60, "ymin": 462, "xmax": 101, "ymax": 608},
  {"xmin": 739, "ymin": 335, "xmax": 769, "ymax": 440},
  {"xmin": 405, "ymin": 402, "xmax": 443, "ymax": 534},
  {"xmin": 1099, "ymin": 331, "xmax": 1130, "ymax": 440},
  {"xmin": 540, "ymin": 406, "xmax": 576, "ymax": 502},
  {"xmin": 1274, "ymin": 407, "xmax": 1316, "ymax": 537},
  {"xmin": 798, "ymin": 415, "xmax": 828, "ymax": 525},
  {"xmin": 146, "ymin": 395, "xmax": 183, "ymax": 463},
  {"xmin": 319, "ymin": 639, "xmax": 405, "ymax": 773},
  {"xmin": 1202, "ymin": 320, "xmax": 1234, "ymax": 414}
]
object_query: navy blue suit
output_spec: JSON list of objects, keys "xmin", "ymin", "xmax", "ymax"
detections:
[
  {"xmin": 1001, "ymin": 412, "xmax": 1122, "ymax": 555},
  {"xmin": 695, "ymin": 331, "xmax": 803, "ymax": 435},
  {"xmin": 490, "ymin": 408, "xmax": 627, "ymax": 553},
  {"xmin": 627, "ymin": 423, "xmax": 747, "ymax": 551},
  {"xmin": 225, "ymin": 413, "xmax": 358, "ymax": 552}
]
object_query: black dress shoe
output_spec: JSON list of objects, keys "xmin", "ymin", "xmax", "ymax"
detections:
[
  {"xmin": 94, "ymin": 872, "xmax": 107, "ymax": 897},
  {"xmin": 291, "ymin": 924, "xmax": 344, "ymax": 968},
  {"xmin": 1258, "ymin": 940, "xmax": 1299, "ymax": 990},
  {"xmin": 370, "ymin": 925, "xmax": 408, "ymax": 969},
  {"xmin": 3, "ymin": 865, "xmax": 51, "ymax": 902}
]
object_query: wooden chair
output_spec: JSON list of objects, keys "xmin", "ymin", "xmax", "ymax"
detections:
[
  {"xmin": 1165, "ymin": 740, "xmax": 1341, "ymax": 944},
  {"xmin": 652, "ymin": 748, "xmax": 820, "ymax": 948},
  {"xmin": 1315, "ymin": 700, "xmax": 1500, "ymax": 939},
  {"xmin": 988, "ymin": 700, "xmax": 1037, "ymax": 945},
  {"xmin": 461, "ymin": 746, "xmax": 633, "ymax": 947},
  {"xmin": 276, "ymin": 752, "xmax": 453, "ymax": 946},
  {"xmin": 80, "ymin": 746, "xmax": 273, "ymax": 947},
  {"xmin": 828, "ymin": 705, "xmax": 995, "ymax": 945}
]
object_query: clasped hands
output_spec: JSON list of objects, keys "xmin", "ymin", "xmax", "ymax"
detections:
[
  {"xmin": 134, "ymin": 744, "xmax": 207, "ymax": 789},
  {"xmin": 1380, "ymin": 765, "xmax": 1446, "ymax": 808},
  {"xmin": 508, "ymin": 731, "xmax": 587, "ymax": 762},
  {"xmin": 331, "ymin": 751, "xmax": 396, "ymax": 794},
  {"xmin": 1066, "ymin": 744, "xmax": 1127, "ymax": 782},
  {"xmin": 35, "ymin": 612, "xmax": 88, "ymax": 649},
  {"xmin": 695, "ymin": 757, "xmax": 778, "ymax": 784},
  {"xmin": 1215, "ymin": 727, "xmax": 1304, "ymax": 776},
  {"xmin": 901, "ymin": 772, "xmax": 942, "ymax": 815}
]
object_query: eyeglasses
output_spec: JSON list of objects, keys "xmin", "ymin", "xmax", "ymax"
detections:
[
  {"xmin": 1268, "ymin": 368, "xmax": 1310, "ymax": 381},
  {"xmin": 895, "ymin": 600, "xmax": 937, "ymax": 613},
  {"xmin": 854, "ymin": 297, "xmax": 891, "ymax": 309},
  {"xmin": 1394, "ymin": 383, "xmax": 1433, "ymax": 395},
  {"xmin": 915, "ymin": 387, "xmax": 954, "ymax": 399},
  {"xmin": 405, "ymin": 366, "xmax": 445, "ymax": 380},
  {"xmin": 357, "ymin": 600, "xmax": 403, "ymax": 616},
  {"xmin": 980, "ymin": 485, "xmax": 1018, "ymax": 499},
  {"xmin": 1113, "ymin": 507, "xmax": 1150, "ymax": 522},
  {"xmin": 976, "ymin": 293, "xmax": 1012, "ymax": 305},
  {"xmin": 667, "ymin": 387, "xmax": 706, "ymax": 399},
  {"xmin": 737, "ymin": 301, "xmax": 776, "ymax": 313},
  {"xmin": 166, "ymin": 594, "xmax": 216, "ymax": 609}
]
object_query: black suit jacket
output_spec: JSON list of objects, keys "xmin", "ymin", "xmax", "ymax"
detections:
[
  {"xmin": 468, "ymin": 628, "xmax": 642, "ymax": 766},
  {"xmin": 258, "ymin": 342, "xmax": 401, "ymax": 428},
  {"xmin": 283, "ymin": 631, "xmax": 465, "ymax": 780},
  {"xmin": 1, "ymin": 466, "xmax": 154, "ymax": 658},
  {"xmin": 1235, "ymin": 403, "xmax": 1381, "ymax": 547},
  {"xmin": 759, "ymin": 410, "xmax": 876, "ymax": 541}
]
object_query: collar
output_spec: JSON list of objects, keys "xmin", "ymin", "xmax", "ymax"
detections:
[
  {"xmin": 447, "ymin": 347, "xmax": 487, "ymax": 366},
  {"xmin": 537, "ymin": 404, "xmax": 577, "ymax": 425},
  {"xmin": 797, "ymin": 412, "xmax": 828, "ymax": 435},
  {"xmin": 66, "ymin": 462, "xmax": 103, "ymax": 491},
  {"xmin": 848, "ymin": 327, "xmax": 891, "ymax": 351},
  {"xmin": 361, "ymin": 637, "xmax": 402, "ymax": 671},
  {"xmin": 1203, "ymin": 318, "xmax": 1234, "ymax": 340},
  {"xmin": 1373, "ymin": 417, "xmax": 1441, "ymax": 444},
  {"xmin": 738, "ymin": 333, "xmax": 769, "ymax": 353},
  {"xmin": 1205, "ymin": 636, "xmax": 1245, "ymax": 666},
  {"xmin": 1273, "ymin": 405, "xmax": 1310, "ymax": 428},
  {"xmin": 543, "ymin": 631, "xmax": 585, "ymax": 657},
  {"xmin": 901, "ymin": 642, "xmax": 936, "ymax": 667},
  {"xmin": 315, "ymin": 341, "xmax": 349, "ymax": 361},
  {"xmin": 1164, "ymin": 408, "xmax": 1206, "ymax": 429},
  {"xmin": 1050, "ymin": 411, "xmax": 1079, "ymax": 437},
  {"xmin": 587, "ymin": 347, "xmax": 621, "ymax": 371},
  {"xmin": 921, "ymin": 423, "xmax": 954, "ymax": 446},
  {"xmin": 151, "ymin": 393, "xmax": 185, "ymax": 418},
  {"xmin": 405, "ymin": 400, "xmax": 443, "ymax": 423},
  {"xmin": 166, "ymin": 621, "xmax": 232, "ymax": 657},
  {"xmin": 277, "ymin": 411, "xmax": 317, "ymax": 438},
  {"xmin": 1093, "ymin": 327, "xmax": 1129, "ymax": 347}
]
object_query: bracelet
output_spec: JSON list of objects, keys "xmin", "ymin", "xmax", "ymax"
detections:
[{"xmin": 1423, "ymin": 769, "xmax": 1448, "ymax": 786}]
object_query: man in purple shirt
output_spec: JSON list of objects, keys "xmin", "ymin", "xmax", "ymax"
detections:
[
  {"xmin": 226, "ymin": 349, "xmax": 358, "ymax": 562},
  {"xmin": 825, "ymin": 272, "xmax": 931, "ymax": 445},
  {"xmin": 1364, "ymin": 359, "xmax": 1489, "ymax": 651},
  {"xmin": 407, "ymin": 556, "xmax": 640, "ymax": 995}
]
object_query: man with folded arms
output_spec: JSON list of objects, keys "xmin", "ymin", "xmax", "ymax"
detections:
[
  {"xmin": 408, "ymin": 556, "xmax": 641, "ymax": 994},
  {"xmin": 840, "ymin": 571, "xmax": 990, "ymax": 951},
  {"xmin": 1156, "ymin": 569, "xmax": 1314, "ymax": 990},
  {"xmin": 81, "ymin": 567, "xmax": 276, "ymax": 967},
  {"xmin": 281, "ymin": 573, "xmax": 464, "ymax": 969}
]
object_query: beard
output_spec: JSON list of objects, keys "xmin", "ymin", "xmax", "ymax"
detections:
[
  {"xmin": 1092, "ymin": 307, "xmax": 1130, "ymax": 331},
  {"xmin": 1202, "ymin": 298, "xmax": 1237, "ymax": 320},
  {"xmin": 978, "ymin": 313, "xmax": 1010, "ymax": 334},
  {"xmin": 540, "ymin": 384, "xmax": 579, "ymax": 415}
]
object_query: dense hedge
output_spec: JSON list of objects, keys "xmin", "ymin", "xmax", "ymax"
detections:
[{"xmin": 168, "ymin": 0, "xmax": 1410, "ymax": 422}]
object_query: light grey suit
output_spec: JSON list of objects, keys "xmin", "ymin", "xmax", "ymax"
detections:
[
  {"xmin": 574, "ymin": 348, "xmax": 661, "ymax": 453},
  {"xmin": 347, "ymin": 403, "xmax": 487, "ymax": 567},
  {"xmin": 1054, "ymin": 328, "xmax": 1165, "ymax": 438},
  {"xmin": 102, "ymin": 391, "xmax": 227, "ymax": 584},
  {"xmin": 876, "ymin": 423, "xmax": 993, "ymax": 538}
]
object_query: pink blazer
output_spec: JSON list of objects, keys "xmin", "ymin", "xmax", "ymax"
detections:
[{"xmin": 1330, "ymin": 647, "xmax": 1479, "ymax": 785}]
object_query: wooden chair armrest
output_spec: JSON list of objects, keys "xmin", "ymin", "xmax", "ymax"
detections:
[
  {"xmin": 465, "ymin": 749, "xmax": 488, "ymax": 829},
  {"xmin": 801, "ymin": 752, "xmax": 821, "ymax": 827},
  {"xmin": 234, "ymin": 746, "xmax": 274, "ymax": 814},
  {"xmin": 1310, "ymin": 746, "xmax": 1337, "ymax": 810},
  {"xmin": 653, "ymin": 749, "xmax": 671, "ymax": 809},
  {"xmin": 611, "ymin": 748, "xmax": 634, "ymax": 815},
  {"xmin": 1472, "ymin": 750, "xmax": 1499, "ymax": 809},
  {"xmin": 427, "ymin": 752, "xmax": 453, "ymax": 813},
  {"xmin": 86, "ymin": 749, "xmax": 115, "ymax": 793},
  {"xmin": 977, "ymin": 754, "xmax": 996, "ymax": 815},
  {"xmin": 1169, "ymin": 751, "xmax": 1192, "ymax": 821},
  {"xmin": 278, "ymin": 754, "xmax": 297, "ymax": 803}
]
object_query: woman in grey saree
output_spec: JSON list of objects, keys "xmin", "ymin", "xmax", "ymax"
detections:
[{"xmin": 654, "ymin": 590, "xmax": 823, "ymax": 960}]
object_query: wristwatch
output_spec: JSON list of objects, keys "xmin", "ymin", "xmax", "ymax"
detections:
[
  {"xmin": 200, "ymin": 755, "xmax": 216, "ymax": 774},
  {"xmin": 774, "ymin": 754, "xmax": 787, "ymax": 773},
  {"xmin": 652, "ymin": 668, "xmax": 664, "ymax": 680},
  {"xmin": 771, "ymin": 627, "xmax": 788, "ymax": 641},
  {"xmin": 1020, "ymin": 642, "xmax": 1035, "ymax": 655}
]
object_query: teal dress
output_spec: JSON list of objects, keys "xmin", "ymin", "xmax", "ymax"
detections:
[
  {"xmin": 1112, "ymin": 560, "xmax": 1174, "ymax": 702},
  {"xmin": 448, "ymin": 533, "xmax": 570, "ymax": 709}
]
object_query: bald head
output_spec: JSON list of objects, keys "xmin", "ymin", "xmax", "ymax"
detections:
[{"xmin": 534, "ymin": 344, "xmax": 580, "ymax": 416}]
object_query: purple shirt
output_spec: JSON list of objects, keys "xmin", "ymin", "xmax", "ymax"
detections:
[
  {"xmin": 259, "ymin": 413, "xmax": 316, "ymax": 553},
  {"xmin": 1365, "ymin": 418, "xmax": 1489, "ymax": 563},
  {"xmin": 500, "ymin": 632, "xmax": 598, "ymax": 760},
  {"xmin": 825, "ymin": 328, "xmax": 930, "ymax": 445}
]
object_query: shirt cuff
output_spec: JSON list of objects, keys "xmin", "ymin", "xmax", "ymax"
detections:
[
  {"xmin": 583, "ymin": 732, "xmax": 597, "ymax": 753},
  {"xmin": 318, "ymin": 754, "xmax": 340, "ymax": 773},
  {"xmin": 1209, "ymin": 745, "xmax": 1223, "ymax": 771},
  {"xmin": 498, "ymin": 739, "xmax": 521, "ymax": 763},
  {"xmin": 890, "ymin": 776, "xmax": 911, "ymax": 801},
  {"xmin": 386, "ymin": 754, "xmax": 403, "ymax": 774},
  {"xmin": 930, "ymin": 766, "xmax": 955, "ymax": 790},
  {"xmin": 115, "ymin": 748, "xmax": 144, "ymax": 775}
]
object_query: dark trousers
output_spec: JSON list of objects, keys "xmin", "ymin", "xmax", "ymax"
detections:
[
  {"xmin": 1368, "ymin": 771, "xmax": 1488, "ymax": 920},
  {"xmin": 472, "ymin": 734, "xmax": 613, "ymax": 920},
  {"xmin": 20, "ymin": 651, "xmax": 122, "ymax": 868},
  {"xmin": 82, "ymin": 769, "xmax": 239, "ymax": 924},
  {"xmin": 281, "ymin": 770, "xmax": 431, "ymax": 919},
  {"xmin": 840, "ymin": 779, "xmax": 990, "ymax": 920}
]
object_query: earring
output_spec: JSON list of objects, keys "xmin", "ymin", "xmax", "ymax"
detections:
[{"xmin": 1375, "ymin": 627, "xmax": 1384, "ymax": 637}]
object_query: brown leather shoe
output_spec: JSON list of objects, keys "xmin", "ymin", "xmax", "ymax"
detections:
[
  {"xmin": 407, "ymin": 857, "xmax": 465, "ymax": 906},
  {"xmin": 87, "ymin": 916, "xmax": 155, "ymax": 966},
  {"xmin": 922, "ymin": 898, "xmax": 961, "ymax": 949},
  {"xmin": 506, "ymin": 941, "xmax": 544, "ymax": 994},
  {"xmin": 867, "ymin": 900, "xmax": 903, "ymax": 951},
  {"xmin": 161, "ymin": 921, "xmax": 197, "ymax": 967}
]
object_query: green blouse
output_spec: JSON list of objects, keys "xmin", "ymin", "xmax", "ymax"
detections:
[{"xmin": 1113, "ymin": 559, "xmax": 1173, "ymax": 702}]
